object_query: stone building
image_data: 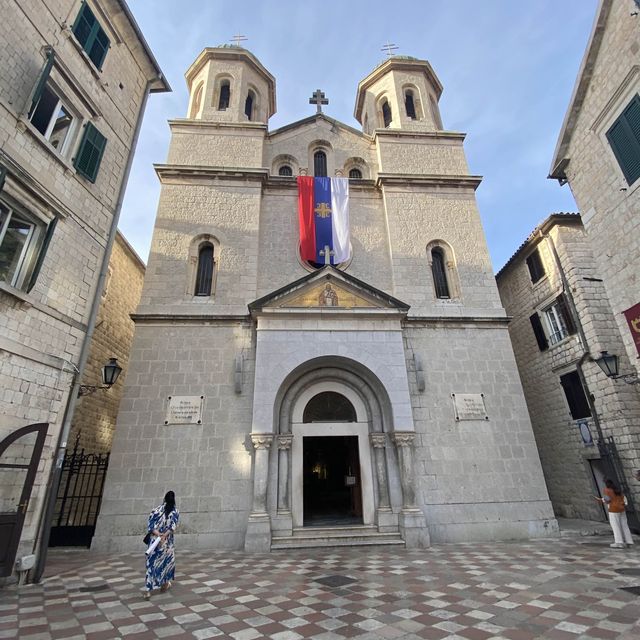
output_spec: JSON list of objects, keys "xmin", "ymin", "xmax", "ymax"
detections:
[
  {"xmin": 70, "ymin": 231, "xmax": 145, "ymax": 453},
  {"xmin": 496, "ymin": 213, "xmax": 640, "ymax": 525},
  {"xmin": 94, "ymin": 46, "xmax": 557, "ymax": 553},
  {"xmin": 0, "ymin": 0, "xmax": 168, "ymax": 580},
  {"xmin": 550, "ymin": 0, "xmax": 640, "ymax": 378}
]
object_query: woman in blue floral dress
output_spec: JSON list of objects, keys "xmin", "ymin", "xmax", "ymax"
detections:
[{"xmin": 144, "ymin": 491, "xmax": 179, "ymax": 598}]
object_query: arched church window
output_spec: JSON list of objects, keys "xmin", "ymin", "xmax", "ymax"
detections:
[
  {"xmin": 190, "ymin": 82, "xmax": 203, "ymax": 118},
  {"xmin": 382, "ymin": 100, "xmax": 392, "ymax": 128},
  {"xmin": 405, "ymin": 90, "xmax": 417, "ymax": 120},
  {"xmin": 349, "ymin": 168, "xmax": 362, "ymax": 179},
  {"xmin": 431, "ymin": 247, "xmax": 450, "ymax": 298},
  {"xmin": 314, "ymin": 150, "xmax": 327, "ymax": 177},
  {"xmin": 245, "ymin": 90, "xmax": 255, "ymax": 120},
  {"xmin": 279, "ymin": 165, "xmax": 293, "ymax": 176},
  {"xmin": 303, "ymin": 391, "xmax": 357, "ymax": 422},
  {"xmin": 218, "ymin": 81, "xmax": 230, "ymax": 110},
  {"xmin": 194, "ymin": 242, "xmax": 214, "ymax": 296}
]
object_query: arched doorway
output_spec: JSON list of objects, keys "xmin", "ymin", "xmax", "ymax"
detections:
[{"xmin": 290, "ymin": 381, "xmax": 375, "ymax": 528}]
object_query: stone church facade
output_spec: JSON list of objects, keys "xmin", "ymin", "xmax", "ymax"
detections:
[{"xmin": 94, "ymin": 46, "xmax": 557, "ymax": 552}]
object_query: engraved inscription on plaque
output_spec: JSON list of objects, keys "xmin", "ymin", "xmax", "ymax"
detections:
[
  {"xmin": 451, "ymin": 393, "xmax": 488, "ymax": 421},
  {"xmin": 165, "ymin": 395, "xmax": 204, "ymax": 425}
]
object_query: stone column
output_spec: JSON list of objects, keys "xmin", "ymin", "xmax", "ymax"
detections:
[
  {"xmin": 391, "ymin": 431, "xmax": 430, "ymax": 548},
  {"xmin": 370, "ymin": 432, "xmax": 396, "ymax": 531},
  {"xmin": 277, "ymin": 434, "xmax": 293, "ymax": 513},
  {"xmin": 244, "ymin": 433, "xmax": 273, "ymax": 552}
]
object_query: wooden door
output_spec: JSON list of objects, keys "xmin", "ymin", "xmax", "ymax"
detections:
[{"xmin": 0, "ymin": 423, "xmax": 48, "ymax": 577}]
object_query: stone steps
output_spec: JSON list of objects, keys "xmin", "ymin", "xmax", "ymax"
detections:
[{"xmin": 271, "ymin": 525, "xmax": 405, "ymax": 550}]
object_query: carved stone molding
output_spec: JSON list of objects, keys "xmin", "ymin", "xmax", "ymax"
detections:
[
  {"xmin": 391, "ymin": 431, "xmax": 415, "ymax": 448},
  {"xmin": 370, "ymin": 432, "xmax": 386, "ymax": 448},
  {"xmin": 277, "ymin": 434, "xmax": 293, "ymax": 450},
  {"xmin": 251, "ymin": 433, "xmax": 274, "ymax": 450}
]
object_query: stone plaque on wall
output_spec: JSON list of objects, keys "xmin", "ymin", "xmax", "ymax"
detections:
[
  {"xmin": 451, "ymin": 393, "xmax": 488, "ymax": 421},
  {"xmin": 165, "ymin": 395, "xmax": 204, "ymax": 425}
]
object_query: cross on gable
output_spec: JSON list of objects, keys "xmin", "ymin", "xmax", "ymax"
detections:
[
  {"xmin": 381, "ymin": 41, "xmax": 399, "ymax": 57},
  {"xmin": 309, "ymin": 89, "xmax": 329, "ymax": 113}
]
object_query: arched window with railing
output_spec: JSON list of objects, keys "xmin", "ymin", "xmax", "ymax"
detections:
[
  {"xmin": 382, "ymin": 100, "xmax": 392, "ymax": 128},
  {"xmin": 349, "ymin": 168, "xmax": 362, "ymax": 179},
  {"xmin": 279, "ymin": 165, "xmax": 293, "ymax": 176},
  {"xmin": 303, "ymin": 391, "xmax": 357, "ymax": 422},
  {"xmin": 194, "ymin": 242, "xmax": 214, "ymax": 296},
  {"xmin": 431, "ymin": 247, "xmax": 450, "ymax": 299},
  {"xmin": 245, "ymin": 90, "xmax": 255, "ymax": 120},
  {"xmin": 218, "ymin": 81, "xmax": 230, "ymax": 110},
  {"xmin": 314, "ymin": 150, "xmax": 327, "ymax": 177}
]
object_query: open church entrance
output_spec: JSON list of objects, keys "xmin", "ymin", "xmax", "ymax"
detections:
[
  {"xmin": 301, "ymin": 390, "xmax": 362, "ymax": 526},
  {"xmin": 303, "ymin": 436, "xmax": 362, "ymax": 526}
]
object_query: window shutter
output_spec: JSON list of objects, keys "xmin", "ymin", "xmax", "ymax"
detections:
[
  {"xmin": 526, "ymin": 249, "xmax": 544, "ymax": 283},
  {"xmin": 72, "ymin": 2, "xmax": 109, "ymax": 70},
  {"xmin": 74, "ymin": 123, "xmax": 107, "ymax": 183},
  {"xmin": 28, "ymin": 47, "xmax": 55, "ymax": 117},
  {"xmin": 529, "ymin": 313, "xmax": 548, "ymax": 351},
  {"xmin": 559, "ymin": 371, "xmax": 591, "ymax": 420},
  {"xmin": 72, "ymin": 2, "xmax": 95, "ymax": 49},
  {"xmin": 26, "ymin": 216, "xmax": 57, "ymax": 293},
  {"xmin": 0, "ymin": 164, "xmax": 6, "ymax": 193},
  {"xmin": 606, "ymin": 96, "xmax": 640, "ymax": 185},
  {"xmin": 556, "ymin": 293, "xmax": 577, "ymax": 335}
]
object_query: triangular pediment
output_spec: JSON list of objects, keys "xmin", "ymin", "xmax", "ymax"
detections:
[
  {"xmin": 249, "ymin": 266, "xmax": 409, "ymax": 314},
  {"xmin": 268, "ymin": 113, "xmax": 367, "ymax": 142}
]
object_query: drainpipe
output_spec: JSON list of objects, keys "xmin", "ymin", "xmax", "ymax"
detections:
[
  {"xmin": 31, "ymin": 79, "xmax": 154, "ymax": 583},
  {"xmin": 540, "ymin": 230, "xmax": 605, "ymax": 443}
]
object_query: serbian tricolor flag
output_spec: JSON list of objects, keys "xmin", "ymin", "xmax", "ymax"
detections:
[{"xmin": 298, "ymin": 176, "xmax": 350, "ymax": 265}]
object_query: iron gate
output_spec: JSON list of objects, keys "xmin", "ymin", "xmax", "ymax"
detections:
[
  {"xmin": 49, "ymin": 439, "xmax": 109, "ymax": 547},
  {"xmin": 597, "ymin": 436, "xmax": 640, "ymax": 533}
]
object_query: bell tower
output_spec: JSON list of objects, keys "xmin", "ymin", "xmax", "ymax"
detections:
[
  {"xmin": 354, "ymin": 56, "xmax": 443, "ymax": 134},
  {"xmin": 185, "ymin": 45, "xmax": 276, "ymax": 124}
]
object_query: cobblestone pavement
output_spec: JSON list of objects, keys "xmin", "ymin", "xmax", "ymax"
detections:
[{"xmin": 3, "ymin": 538, "xmax": 640, "ymax": 639}]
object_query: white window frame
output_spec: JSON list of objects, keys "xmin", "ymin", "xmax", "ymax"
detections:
[
  {"xmin": 28, "ymin": 81, "xmax": 78, "ymax": 157},
  {"xmin": 0, "ymin": 200, "xmax": 46, "ymax": 289},
  {"xmin": 543, "ymin": 302, "xmax": 569, "ymax": 346}
]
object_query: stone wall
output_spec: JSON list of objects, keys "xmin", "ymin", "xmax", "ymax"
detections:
[
  {"xmin": 561, "ymin": 0, "xmax": 640, "ymax": 370},
  {"xmin": 0, "ymin": 0, "xmax": 165, "ymax": 568},
  {"xmin": 69, "ymin": 232, "xmax": 145, "ymax": 453}
]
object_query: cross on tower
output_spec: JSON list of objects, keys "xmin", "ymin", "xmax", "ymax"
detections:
[
  {"xmin": 230, "ymin": 34, "xmax": 247, "ymax": 47},
  {"xmin": 381, "ymin": 41, "xmax": 399, "ymax": 57},
  {"xmin": 309, "ymin": 89, "xmax": 329, "ymax": 114}
]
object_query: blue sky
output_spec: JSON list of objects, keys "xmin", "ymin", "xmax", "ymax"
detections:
[{"xmin": 121, "ymin": 0, "xmax": 597, "ymax": 271}]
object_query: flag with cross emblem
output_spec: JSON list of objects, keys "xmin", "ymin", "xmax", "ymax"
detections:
[{"xmin": 297, "ymin": 176, "xmax": 350, "ymax": 265}]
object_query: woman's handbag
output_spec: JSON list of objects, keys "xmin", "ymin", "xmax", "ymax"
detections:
[{"xmin": 143, "ymin": 532, "xmax": 152, "ymax": 545}]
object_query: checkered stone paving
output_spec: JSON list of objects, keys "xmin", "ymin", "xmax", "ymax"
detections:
[{"xmin": 3, "ymin": 538, "xmax": 640, "ymax": 639}]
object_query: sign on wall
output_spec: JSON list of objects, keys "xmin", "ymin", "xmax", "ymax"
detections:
[
  {"xmin": 451, "ymin": 393, "xmax": 489, "ymax": 421},
  {"xmin": 622, "ymin": 302, "xmax": 640, "ymax": 357},
  {"xmin": 165, "ymin": 395, "xmax": 204, "ymax": 425}
]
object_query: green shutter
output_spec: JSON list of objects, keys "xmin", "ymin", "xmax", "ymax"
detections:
[
  {"xmin": 529, "ymin": 313, "xmax": 548, "ymax": 351},
  {"xmin": 74, "ymin": 123, "xmax": 107, "ymax": 183},
  {"xmin": 606, "ymin": 95, "xmax": 640, "ymax": 185},
  {"xmin": 28, "ymin": 47, "xmax": 55, "ymax": 117},
  {"xmin": 26, "ymin": 216, "xmax": 57, "ymax": 293},
  {"xmin": 72, "ymin": 1, "xmax": 109, "ymax": 70}
]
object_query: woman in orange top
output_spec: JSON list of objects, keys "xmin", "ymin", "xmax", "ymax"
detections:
[{"xmin": 595, "ymin": 479, "xmax": 633, "ymax": 548}]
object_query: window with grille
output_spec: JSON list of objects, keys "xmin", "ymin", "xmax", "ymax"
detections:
[
  {"xmin": 194, "ymin": 243, "xmax": 214, "ymax": 296},
  {"xmin": 606, "ymin": 94, "xmax": 640, "ymax": 185},
  {"xmin": 405, "ymin": 91, "xmax": 417, "ymax": 119},
  {"xmin": 349, "ymin": 168, "xmax": 362, "ymax": 179},
  {"xmin": 382, "ymin": 100, "xmax": 392, "ymax": 128},
  {"xmin": 559, "ymin": 371, "xmax": 591, "ymax": 420},
  {"xmin": 526, "ymin": 248, "xmax": 545, "ymax": 283},
  {"xmin": 314, "ymin": 150, "xmax": 327, "ymax": 177},
  {"xmin": 431, "ymin": 247, "xmax": 450, "ymax": 298},
  {"xmin": 278, "ymin": 165, "xmax": 293, "ymax": 176},
  {"xmin": 72, "ymin": 2, "xmax": 110, "ymax": 69},
  {"xmin": 218, "ymin": 81, "xmax": 230, "ymax": 110}
]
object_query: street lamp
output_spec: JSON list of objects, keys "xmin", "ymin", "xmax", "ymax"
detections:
[
  {"xmin": 78, "ymin": 357, "xmax": 123, "ymax": 396},
  {"xmin": 593, "ymin": 351, "xmax": 639, "ymax": 385}
]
